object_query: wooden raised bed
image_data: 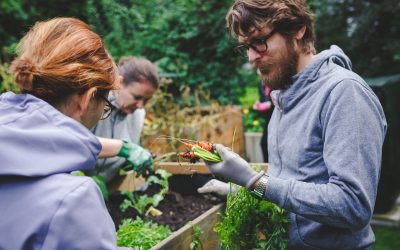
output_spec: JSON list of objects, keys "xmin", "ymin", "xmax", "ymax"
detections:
[
  {"xmin": 142, "ymin": 105, "xmax": 246, "ymax": 158},
  {"xmin": 109, "ymin": 162, "xmax": 268, "ymax": 193},
  {"xmin": 152, "ymin": 203, "xmax": 225, "ymax": 250},
  {"xmin": 109, "ymin": 162, "xmax": 268, "ymax": 249}
]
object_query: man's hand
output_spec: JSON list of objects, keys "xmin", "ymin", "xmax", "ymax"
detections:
[
  {"xmin": 118, "ymin": 140, "xmax": 153, "ymax": 175},
  {"xmin": 197, "ymin": 179, "xmax": 237, "ymax": 196},
  {"xmin": 205, "ymin": 144, "xmax": 264, "ymax": 189}
]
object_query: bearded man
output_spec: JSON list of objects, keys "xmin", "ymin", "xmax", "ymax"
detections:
[{"xmin": 203, "ymin": 1, "xmax": 387, "ymax": 249}]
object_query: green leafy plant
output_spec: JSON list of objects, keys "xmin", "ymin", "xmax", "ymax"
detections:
[
  {"xmin": 86, "ymin": 0, "xmax": 246, "ymax": 105},
  {"xmin": 70, "ymin": 170, "xmax": 109, "ymax": 201},
  {"xmin": 117, "ymin": 217, "xmax": 171, "ymax": 249},
  {"xmin": 120, "ymin": 169, "xmax": 171, "ymax": 214},
  {"xmin": 215, "ymin": 185, "xmax": 288, "ymax": 249},
  {"xmin": 120, "ymin": 192, "xmax": 154, "ymax": 214},
  {"xmin": 91, "ymin": 175, "xmax": 109, "ymax": 202},
  {"xmin": 242, "ymin": 108, "xmax": 266, "ymax": 133},
  {"xmin": 0, "ymin": 63, "xmax": 19, "ymax": 94},
  {"xmin": 189, "ymin": 223, "xmax": 204, "ymax": 250}
]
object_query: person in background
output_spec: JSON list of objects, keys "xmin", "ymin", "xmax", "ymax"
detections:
[
  {"xmin": 205, "ymin": 0, "xmax": 387, "ymax": 249},
  {"xmin": 253, "ymin": 78, "xmax": 274, "ymax": 162},
  {"xmin": 0, "ymin": 17, "xmax": 121, "ymax": 249},
  {"xmin": 89, "ymin": 56, "xmax": 159, "ymax": 182}
]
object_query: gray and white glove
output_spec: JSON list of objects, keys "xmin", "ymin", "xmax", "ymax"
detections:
[
  {"xmin": 197, "ymin": 179, "xmax": 237, "ymax": 196},
  {"xmin": 205, "ymin": 144, "xmax": 264, "ymax": 189}
]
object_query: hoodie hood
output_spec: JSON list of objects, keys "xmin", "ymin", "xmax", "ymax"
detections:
[
  {"xmin": 271, "ymin": 45, "xmax": 353, "ymax": 112},
  {"xmin": 0, "ymin": 92, "xmax": 101, "ymax": 177}
]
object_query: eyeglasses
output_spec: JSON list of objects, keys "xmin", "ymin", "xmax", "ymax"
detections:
[
  {"xmin": 100, "ymin": 97, "xmax": 114, "ymax": 120},
  {"xmin": 234, "ymin": 29, "xmax": 277, "ymax": 57}
]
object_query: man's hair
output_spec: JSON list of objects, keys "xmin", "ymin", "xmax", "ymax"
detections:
[
  {"xmin": 226, "ymin": 0, "xmax": 316, "ymax": 54},
  {"xmin": 10, "ymin": 17, "xmax": 118, "ymax": 106},
  {"xmin": 118, "ymin": 56, "xmax": 159, "ymax": 89}
]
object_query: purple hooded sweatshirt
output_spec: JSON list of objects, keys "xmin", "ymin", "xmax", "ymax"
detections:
[{"xmin": 0, "ymin": 92, "xmax": 117, "ymax": 249}]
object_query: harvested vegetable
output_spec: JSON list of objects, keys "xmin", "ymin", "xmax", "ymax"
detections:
[
  {"xmin": 192, "ymin": 145, "xmax": 221, "ymax": 162},
  {"xmin": 178, "ymin": 140, "xmax": 221, "ymax": 163},
  {"xmin": 157, "ymin": 136, "xmax": 222, "ymax": 163}
]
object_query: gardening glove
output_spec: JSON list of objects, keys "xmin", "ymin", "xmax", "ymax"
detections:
[
  {"xmin": 197, "ymin": 179, "xmax": 237, "ymax": 196},
  {"xmin": 118, "ymin": 140, "xmax": 153, "ymax": 175},
  {"xmin": 204, "ymin": 144, "xmax": 264, "ymax": 189}
]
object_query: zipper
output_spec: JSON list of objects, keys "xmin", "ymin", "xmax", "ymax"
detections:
[{"xmin": 275, "ymin": 108, "xmax": 283, "ymax": 176}]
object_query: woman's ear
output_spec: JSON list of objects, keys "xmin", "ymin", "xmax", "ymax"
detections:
[{"xmin": 77, "ymin": 87, "xmax": 97, "ymax": 117}]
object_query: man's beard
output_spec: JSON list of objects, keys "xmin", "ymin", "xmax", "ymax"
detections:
[{"xmin": 256, "ymin": 41, "xmax": 299, "ymax": 91}]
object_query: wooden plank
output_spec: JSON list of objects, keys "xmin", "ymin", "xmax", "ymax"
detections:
[
  {"xmin": 154, "ymin": 162, "xmax": 268, "ymax": 175},
  {"xmin": 109, "ymin": 162, "xmax": 268, "ymax": 192},
  {"xmin": 154, "ymin": 162, "xmax": 210, "ymax": 174},
  {"xmin": 108, "ymin": 171, "xmax": 145, "ymax": 193},
  {"xmin": 142, "ymin": 105, "xmax": 246, "ymax": 158},
  {"xmin": 152, "ymin": 203, "xmax": 225, "ymax": 250}
]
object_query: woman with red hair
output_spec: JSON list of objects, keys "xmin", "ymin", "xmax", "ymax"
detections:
[{"xmin": 0, "ymin": 17, "xmax": 121, "ymax": 249}]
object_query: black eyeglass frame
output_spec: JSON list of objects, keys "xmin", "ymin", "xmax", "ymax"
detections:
[
  {"xmin": 99, "ymin": 96, "xmax": 114, "ymax": 120},
  {"xmin": 234, "ymin": 29, "xmax": 277, "ymax": 57}
]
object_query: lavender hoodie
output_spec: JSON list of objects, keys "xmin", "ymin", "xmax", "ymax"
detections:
[
  {"xmin": 0, "ymin": 92, "xmax": 117, "ymax": 249},
  {"xmin": 265, "ymin": 46, "xmax": 387, "ymax": 249}
]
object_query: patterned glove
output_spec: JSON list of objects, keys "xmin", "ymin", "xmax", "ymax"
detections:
[{"xmin": 118, "ymin": 140, "xmax": 153, "ymax": 175}]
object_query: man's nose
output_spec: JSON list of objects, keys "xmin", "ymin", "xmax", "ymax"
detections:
[{"xmin": 247, "ymin": 47, "xmax": 262, "ymax": 62}]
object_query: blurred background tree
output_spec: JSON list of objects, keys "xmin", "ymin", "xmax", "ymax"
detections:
[
  {"xmin": 0, "ymin": 0, "xmax": 88, "ymax": 62},
  {"xmin": 1, "ymin": 0, "xmax": 399, "ymax": 101},
  {"xmin": 85, "ymin": 0, "xmax": 244, "ymax": 104},
  {"xmin": 309, "ymin": 0, "xmax": 400, "ymax": 77}
]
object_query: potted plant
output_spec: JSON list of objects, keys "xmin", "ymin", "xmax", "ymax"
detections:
[{"xmin": 243, "ymin": 107, "xmax": 266, "ymax": 162}]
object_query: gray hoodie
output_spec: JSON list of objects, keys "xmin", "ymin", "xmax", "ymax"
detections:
[
  {"xmin": 90, "ymin": 91, "xmax": 145, "ymax": 182},
  {"xmin": 0, "ymin": 92, "xmax": 117, "ymax": 249},
  {"xmin": 265, "ymin": 45, "xmax": 387, "ymax": 249}
]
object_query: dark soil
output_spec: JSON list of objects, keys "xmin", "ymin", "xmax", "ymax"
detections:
[{"xmin": 107, "ymin": 174, "xmax": 223, "ymax": 231}]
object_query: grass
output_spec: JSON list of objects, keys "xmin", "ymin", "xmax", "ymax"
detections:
[{"xmin": 373, "ymin": 226, "xmax": 400, "ymax": 250}]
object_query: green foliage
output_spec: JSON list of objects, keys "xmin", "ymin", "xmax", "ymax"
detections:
[
  {"xmin": 145, "ymin": 169, "xmax": 172, "ymax": 197},
  {"xmin": 242, "ymin": 108, "xmax": 266, "ymax": 133},
  {"xmin": 120, "ymin": 192, "xmax": 154, "ymax": 214},
  {"xmin": 70, "ymin": 171, "xmax": 109, "ymax": 201},
  {"xmin": 239, "ymin": 86, "xmax": 269, "ymax": 132},
  {"xmin": 189, "ymin": 223, "xmax": 204, "ymax": 250},
  {"xmin": 1, "ymin": 0, "xmax": 399, "ymax": 102},
  {"xmin": 309, "ymin": 0, "xmax": 400, "ymax": 77},
  {"xmin": 239, "ymin": 86, "xmax": 259, "ymax": 108},
  {"xmin": 116, "ymin": 217, "xmax": 171, "ymax": 249},
  {"xmin": 91, "ymin": 175, "xmax": 109, "ymax": 201},
  {"xmin": 373, "ymin": 226, "xmax": 400, "ymax": 250},
  {"xmin": 0, "ymin": 63, "xmax": 19, "ymax": 93},
  {"xmin": 86, "ymin": 0, "xmax": 246, "ymax": 105},
  {"xmin": 120, "ymin": 169, "xmax": 171, "ymax": 214},
  {"xmin": 0, "ymin": 0, "xmax": 89, "ymax": 61},
  {"xmin": 215, "ymin": 186, "xmax": 288, "ymax": 250}
]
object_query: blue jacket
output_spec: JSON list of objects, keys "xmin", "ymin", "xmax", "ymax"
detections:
[
  {"xmin": 0, "ymin": 92, "xmax": 117, "ymax": 249},
  {"xmin": 265, "ymin": 46, "xmax": 387, "ymax": 249}
]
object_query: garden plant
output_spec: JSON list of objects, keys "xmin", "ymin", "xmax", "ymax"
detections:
[{"xmin": 215, "ymin": 184, "xmax": 289, "ymax": 250}]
